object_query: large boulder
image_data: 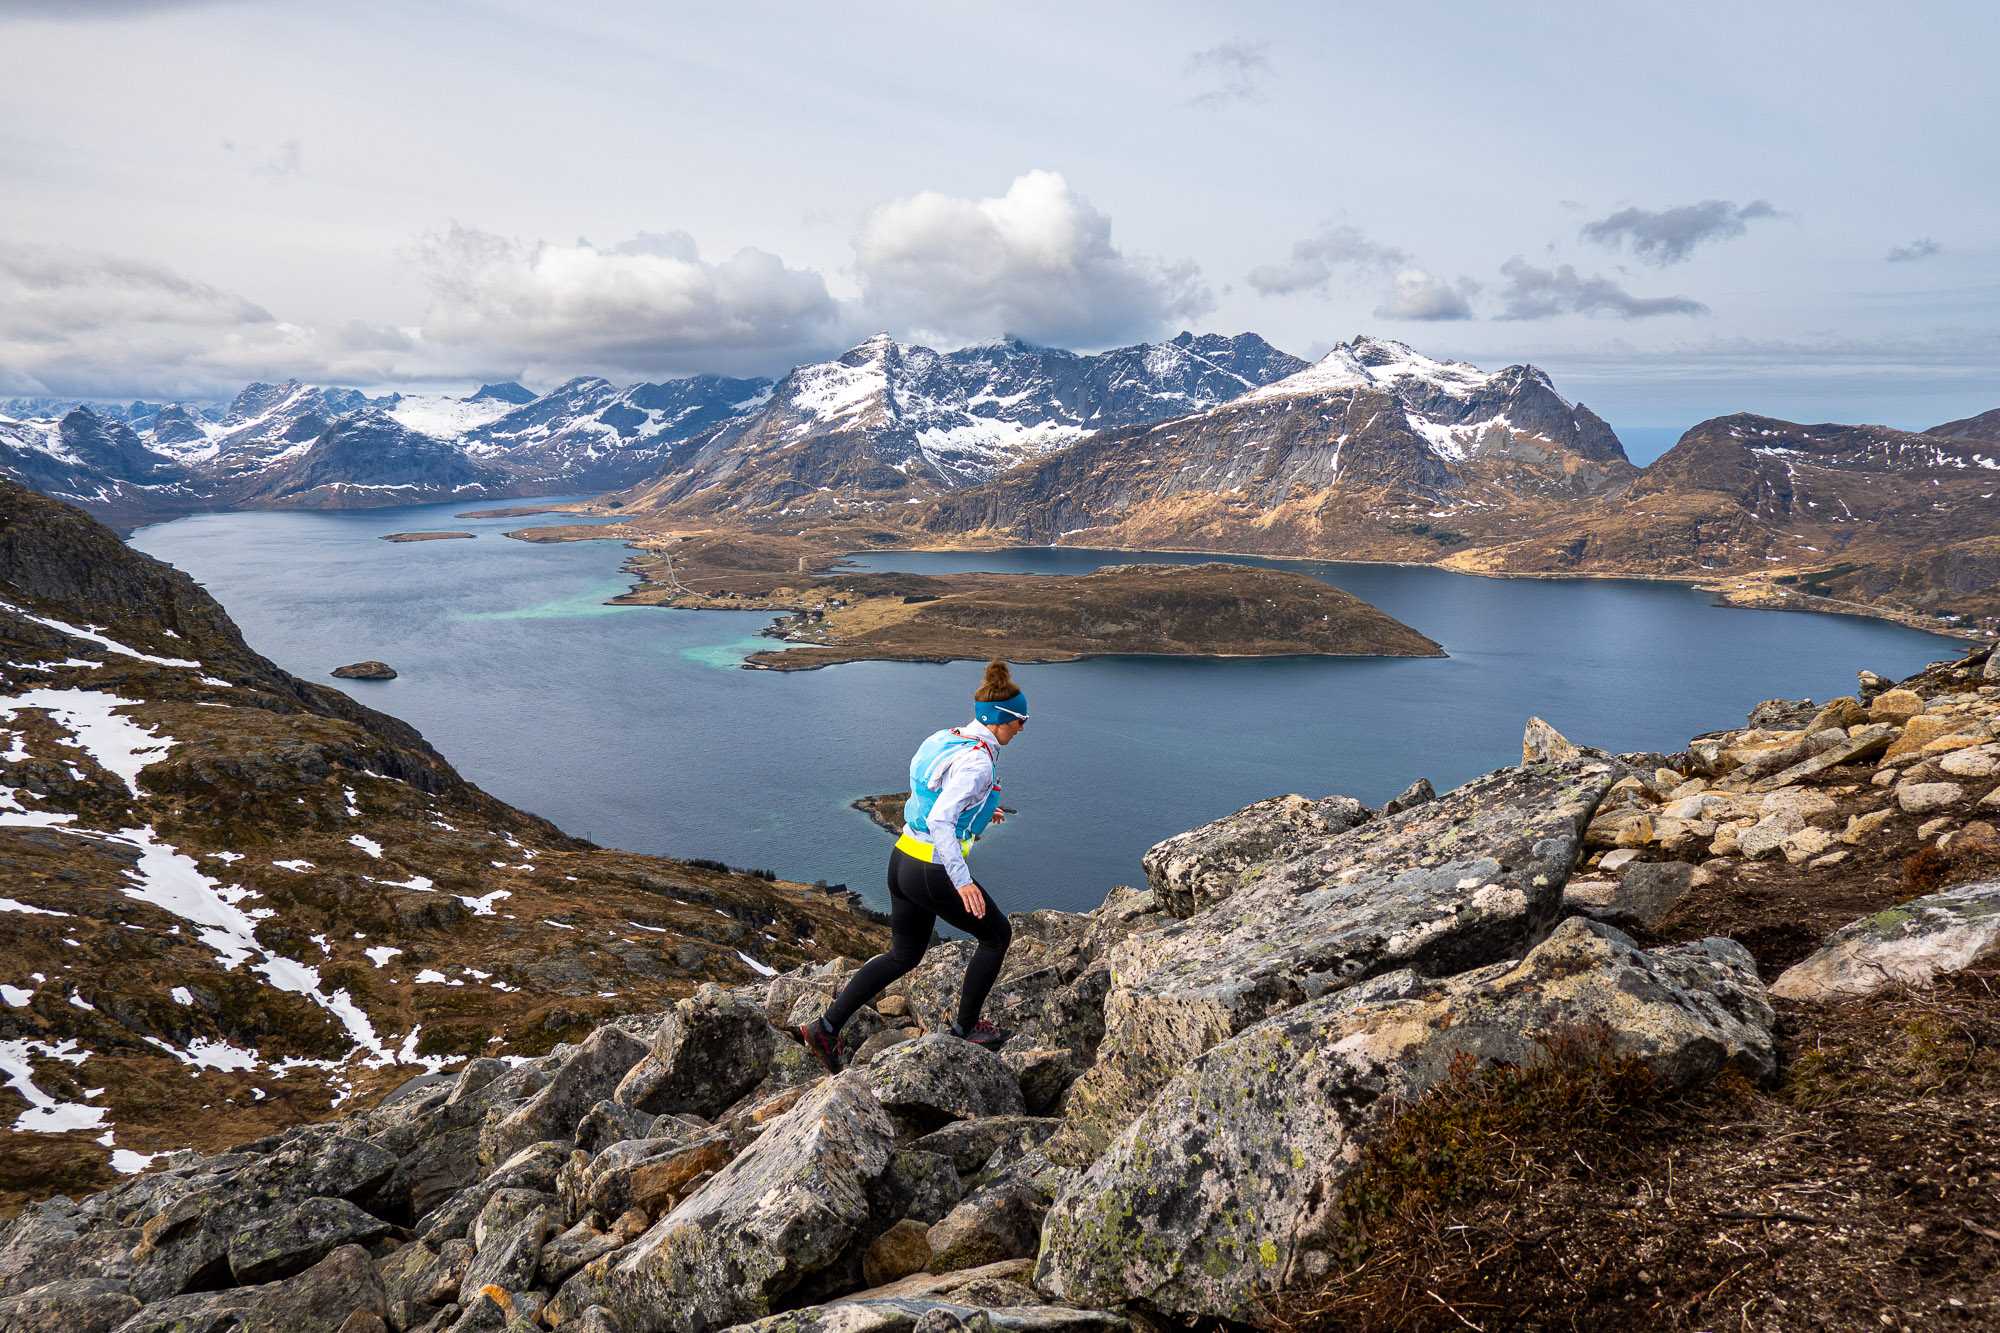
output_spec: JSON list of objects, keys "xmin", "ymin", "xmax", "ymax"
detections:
[
  {"xmin": 864, "ymin": 1035, "xmax": 1027, "ymax": 1127},
  {"xmin": 480, "ymin": 1027, "xmax": 649, "ymax": 1168},
  {"xmin": 1771, "ymin": 877, "xmax": 2000, "ymax": 1001},
  {"xmin": 1058, "ymin": 759, "xmax": 1620, "ymax": 1153},
  {"xmin": 613, "ymin": 984, "xmax": 775, "ymax": 1118},
  {"xmin": 1036, "ymin": 918, "xmax": 1775, "ymax": 1322},
  {"xmin": 1141, "ymin": 793, "xmax": 1371, "ymax": 918},
  {"xmin": 0, "ymin": 1278, "xmax": 139, "ymax": 1333},
  {"xmin": 226, "ymin": 1196, "xmax": 392, "ymax": 1284},
  {"xmin": 551, "ymin": 1073, "xmax": 896, "ymax": 1333}
]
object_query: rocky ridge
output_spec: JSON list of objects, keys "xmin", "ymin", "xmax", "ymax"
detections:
[
  {"xmin": 0, "ymin": 481, "xmax": 883, "ymax": 1205},
  {"xmin": 9, "ymin": 617, "xmax": 1995, "ymax": 1327}
]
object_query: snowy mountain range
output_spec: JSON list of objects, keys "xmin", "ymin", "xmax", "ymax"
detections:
[{"xmin": 0, "ymin": 331, "xmax": 1301, "ymax": 530}]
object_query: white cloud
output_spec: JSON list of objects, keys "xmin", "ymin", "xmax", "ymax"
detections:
[
  {"xmin": 853, "ymin": 170, "xmax": 1210, "ymax": 347},
  {"xmin": 1247, "ymin": 225, "xmax": 1408, "ymax": 297},
  {"xmin": 411, "ymin": 223, "xmax": 841, "ymax": 376},
  {"xmin": 1374, "ymin": 269, "xmax": 1478, "ymax": 321}
]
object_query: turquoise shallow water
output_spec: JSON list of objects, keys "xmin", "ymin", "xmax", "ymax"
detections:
[{"xmin": 130, "ymin": 500, "xmax": 1965, "ymax": 918}]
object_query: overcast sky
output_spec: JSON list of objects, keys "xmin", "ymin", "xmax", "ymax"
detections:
[{"xmin": 2, "ymin": 0, "xmax": 1995, "ymax": 433}]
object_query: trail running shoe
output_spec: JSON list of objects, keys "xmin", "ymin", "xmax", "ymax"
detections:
[
  {"xmin": 797, "ymin": 1019, "xmax": 844, "ymax": 1074},
  {"xmin": 951, "ymin": 1019, "xmax": 1012, "ymax": 1052}
]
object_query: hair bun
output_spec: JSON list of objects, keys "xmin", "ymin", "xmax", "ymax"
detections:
[{"xmin": 975, "ymin": 659, "xmax": 1017, "ymax": 701}]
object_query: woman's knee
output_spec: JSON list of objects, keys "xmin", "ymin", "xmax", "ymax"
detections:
[
  {"xmin": 886, "ymin": 938, "xmax": 929, "ymax": 969},
  {"xmin": 978, "ymin": 911, "xmax": 1012, "ymax": 953}
]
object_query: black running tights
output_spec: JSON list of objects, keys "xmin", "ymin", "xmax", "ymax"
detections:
[{"xmin": 823, "ymin": 846, "xmax": 1012, "ymax": 1033}]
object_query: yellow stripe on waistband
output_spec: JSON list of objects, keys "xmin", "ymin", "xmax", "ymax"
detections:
[{"xmin": 894, "ymin": 831, "xmax": 973, "ymax": 862}]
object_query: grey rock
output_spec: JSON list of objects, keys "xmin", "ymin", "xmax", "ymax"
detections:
[
  {"xmin": 998, "ymin": 1048, "xmax": 1076, "ymax": 1116},
  {"xmin": 481, "ymin": 1028, "xmax": 649, "ymax": 1168},
  {"xmin": 458, "ymin": 1197, "xmax": 550, "ymax": 1301},
  {"xmin": 1772, "ymin": 877, "xmax": 2000, "ymax": 1001},
  {"xmin": 120, "ymin": 1243, "xmax": 389, "ymax": 1333},
  {"xmin": 1141, "ymin": 792, "xmax": 1372, "ymax": 918},
  {"xmin": 1522, "ymin": 715, "xmax": 1581, "ymax": 764},
  {"xmin": 1898, "ymin": 781, "xmax": 1967, "ymax": 815},
  {"xmin": 0, "ymin": 1278, "xmax": 139, "ymax": 1333},
  {"xmin": 910, "ymin": 1118, "xmax": 1060, "ymax": 1177},
  {"xmin": 227, "ymin": 1196, "xmax": 393, "ymax": 1284},
  {"xmin": 612, "ymin": 984, "xmax": 775, "ymax": 1118},
  {"xmin": 1749, "ymin": 724, "xmax": 1896, "ymax": 791},
  {"xmin": 1565, "ymin": 861, "xmax": 1698, "ymax": 932},
  {"xmin": 1060, "ymin": 759, "xmax": 1619, "ymax": 1154},
  {"xmin": 926, "ymin": 1180, "xmax": 1047, "ymax": 1274},
  {"xmin": 537, "ymin": 1218, "xmax": 624, "ymax": 1288},
  {"xmin": 550, "ymin": 1073, "xmax": 896, "ymax": 1332},
  {"xmin": 864, "ymin": 1036, "xmax": 1026, "ymax": 1126},
  {"xmin": 416, "ymin": 1142, "xmax": 567, "ymax": 1244},
  {"xmin": 866, "ymin": 1149, "xmax": 964, "ymax": 1228},
  {"xmin": 1382, "ymin": 776, "xmax": 1435, "ymax": 814},
  {"xmin": 728, "ymin": 1299, "xmax": 1126, "ymax": 1332},
  {"xmin": 574, "ymin": 1100, "xmax": 656, "ymax": 1157},
  {"xmin": 1036, "ymin": 918, "xmax": 1775, "ymax": 1321}
]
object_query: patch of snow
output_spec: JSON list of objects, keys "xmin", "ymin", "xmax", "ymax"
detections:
[
  {"xmin": 0, "ymin": 602, "xmax": 200, "ymax": 668},
  {"xmin": 347, "ymin": 834, "xmax": 383, "ymax": 859},
  {"xmin": 364, "ymin": 946, "xmax": 402, "ymax": 967},
  {"xmin": 735, "ymin": 950, "xmax": 778, "ymax": 977},
  {"xmin": 0, "ymin": 688, "xmax": 172, "ymax": 794},
  {"xmin": 459, "ymin": 889, "xmax": 509, "ymax": 915},
  {"xmin": 272, "ymin": 859, "xmax": 314, "ymax": 872},
  {"xmin": 0, "ymin": 897, "xmax": 69, "ymax": 917},
  {"xmin": 0, "ymin": 1037, "xmax": 108, "ymax": 1133},
  {"xmin": 170, "ymin": 987, "xmax": 193, "ymax": 1005}
]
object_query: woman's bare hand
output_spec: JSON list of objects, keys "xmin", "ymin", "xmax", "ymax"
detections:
[{"xmin": 958, "ymin": 882, "xmax": 987, "ymax": 919}]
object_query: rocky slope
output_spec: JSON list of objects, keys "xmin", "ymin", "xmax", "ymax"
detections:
[
  {"xmin": 0, "ymin": 480, "xmax": 883, "ymax": 1205},
  {"xmin": 1445, "ymin": 412, "xmax": 2000, "ymax": 628},
  {"xmin": 6, "ymin": 595, "xmax": 1993, "ymax": 1327},
  {"xmin": 610, "ymin": 332, "xmax": 1308, "ymax": 520}
]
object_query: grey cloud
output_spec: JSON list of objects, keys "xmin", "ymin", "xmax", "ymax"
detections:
[
  {"xmin": 1375, "ymin": 270, "xmax": 1478, "ymax": 321},
  {"xmin": 1885, "ymin": 237, "xmax": 1941, "ymax": 262},
  {"xmin": 1247, "ymin": 225, "xmax": 1408, "ymax": 297},
  {"xmin": 1495, "ymin": 258, "xmax": 1707, "ymax": 320},
  {"xmin": 1183, "ymin": 41, "xmax": 1271, "ymax": 109},
  {"xmin": 853, "ymin": 169, "xmax": 1211, "ymax": 347},
  {"xmin": 1580, "ymin": 199, "xmax": 1779, "ymax": 266}
]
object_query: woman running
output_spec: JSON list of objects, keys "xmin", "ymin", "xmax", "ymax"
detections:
[{"xmin": 799, "ymin": 660, "xmax": 1029, "ymax": 1073}]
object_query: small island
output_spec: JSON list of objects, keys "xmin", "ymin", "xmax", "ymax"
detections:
[
  {"xmin": 456, "ymin": 505, "xmax": 571, "ymax": 520},
  {"xmin": 522, "ymin": 527, "xmax": 1445, "ymax": 670},
  {"xmin": 381, "ymin": 530, "xmax": 475, "ymax": 542},
  {"xmin": 851, "ymin": 792, "xmax": 907, "ymax": 834},
  {"xmin": 332, "ymin": 660, "xmax": 398, "ymax": 680},
  {"xmin": 746, "ymin": 562, "xmax": 1444, "ymax": 671},
  {"xmin": 853, "ymin": 790, "xmax": 1015, "ymax": 835}
]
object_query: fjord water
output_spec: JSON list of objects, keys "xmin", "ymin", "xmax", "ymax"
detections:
[{"xmin": 131, "ymin": 500, "xmax": 1962, "ymax": 917}]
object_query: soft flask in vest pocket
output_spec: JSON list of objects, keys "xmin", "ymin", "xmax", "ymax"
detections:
[{"xmin": 904, "ymin": 728, "xmax": 1001, "ymax": 846}]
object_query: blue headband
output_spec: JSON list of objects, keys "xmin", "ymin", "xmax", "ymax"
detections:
[{"xmin": 973, "ymin": 691, "xmax": 1028, "ymax": 726}]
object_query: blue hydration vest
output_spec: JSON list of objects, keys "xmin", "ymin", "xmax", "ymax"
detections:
[{"xmin": 903, "ymin": 728, "xmax": 1002, "ymax": 847}]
